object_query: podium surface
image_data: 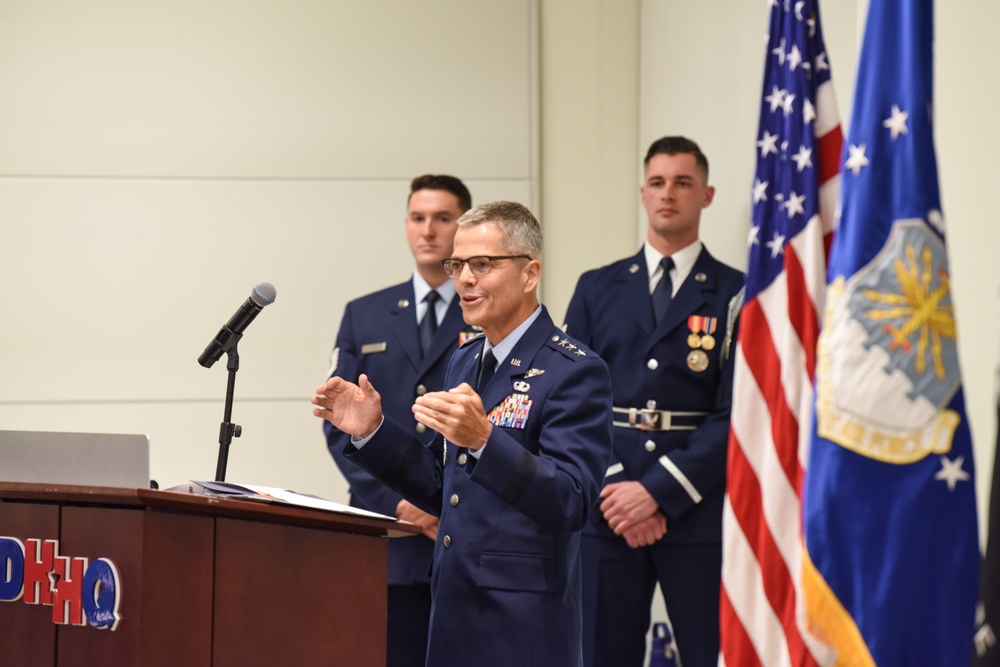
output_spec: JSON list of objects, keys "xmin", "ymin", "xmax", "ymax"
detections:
[{"xmin": 0, "ymin": 482, "xmax": 415, "ymax": 667}]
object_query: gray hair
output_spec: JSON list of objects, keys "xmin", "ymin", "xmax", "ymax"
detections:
[{"xmin": 457, "ymin": 201, "xmax": 543, "ymax": 259}]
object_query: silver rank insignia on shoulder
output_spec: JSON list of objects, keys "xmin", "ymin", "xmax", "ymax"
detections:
[
  {"xmin": 524, "ymin": 368, "xmax": 545, "ymax": 378},
  {"xmin": 575, "ymin": 348, "xmax": 587, "ymax": 356},
  {"xmin": 558, "ymin": 337, "xmax": 577, "ymax": 351},
  {"xmin": 513, "ymin": 380, "xmax": 530, "ymax": 392}
]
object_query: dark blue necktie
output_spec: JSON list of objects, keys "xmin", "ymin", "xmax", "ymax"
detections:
[
  {"xmin": 477, "ymin": 348, "xmax": 496, "ymax": 394},
  {"xmin": 419, "ymin": 290, "xmax": 440, "ymax": 357},
  {"xmin": 651, "ymin": 256, "xmax": 675, "ymax": 325}
]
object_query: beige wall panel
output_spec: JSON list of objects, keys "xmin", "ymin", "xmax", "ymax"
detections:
[
  {"xmin": 0, "ymin": 0, "xmax": 532, "ymax": 179},
  {"xmin": 639, "ymin": 1, "xmax": 860, "ymax": 274},
  {"xmin": 936, "ymin": 2, "xmax": 1000, "ymax": 531},
  {"xmin": 540, "ymin": 0, "xmax": 639, "ymax": 323},
  {"xmin": 0, "ymin": 177, "xmax": 531, "ymax": 402}
]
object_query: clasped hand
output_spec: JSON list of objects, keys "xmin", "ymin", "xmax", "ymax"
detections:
[
  {"xmin": 600, "ymin": 481, "xmax": 667, "ymax": 548},
  {"xmin": 412, "ymin": 383, "xmax": 492, "ymax": 450}
]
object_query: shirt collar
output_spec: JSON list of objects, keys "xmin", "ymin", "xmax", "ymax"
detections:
[
  {"xmin": 483, "ymin": 305, "xmax": 543, "ymax": 367},
  {"xmin": 643, "ymin": 240, "xmax": 702, "ymax": 284},
  {"xmin": 412, "ymin": 272, "xmax": 456, "ymax": 307}
]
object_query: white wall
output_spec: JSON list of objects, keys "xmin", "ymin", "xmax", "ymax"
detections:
[{"xmin": 0, "ymin": 0, "xmax": 537, "ymax": 501}]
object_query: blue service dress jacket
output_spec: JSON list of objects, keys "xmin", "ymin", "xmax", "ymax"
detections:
[
  {"xmin": 325, "ymin": 280, "xmax": 477, "ymax": 586},
  {"xmin": 564, "ymin": 246, "xmax": 744, "ymax": 544},
  {"xmin": 344, "ymin": 307, "xmax": 614, "ymax": 667}
]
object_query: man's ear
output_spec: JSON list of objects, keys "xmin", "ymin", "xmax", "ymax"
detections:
[
  {"xmin": 702, "ymin": 185, "xmax": 716, "ymax": 208},
  {"xmin": 523, "ymin": 259, "xmax": 541, "ymax": 293}
]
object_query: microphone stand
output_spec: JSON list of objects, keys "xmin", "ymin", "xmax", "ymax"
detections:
[{"xmin": 214, "ymin": 337, "xmax": 243, "ymax": 482}]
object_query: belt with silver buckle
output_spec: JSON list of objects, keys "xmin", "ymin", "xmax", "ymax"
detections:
[{"xmin": 612, "ymin": 403, "xmax": 708, "ymax": 431}]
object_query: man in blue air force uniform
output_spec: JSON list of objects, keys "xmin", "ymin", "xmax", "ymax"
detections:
[
  {"xmin": 314, "ymin": 201, "xmax": 613, "ymax": 667},
  {"xmin": 324, "ymin": 175, "xmax": 478, "ymax": 667},
  {"xmin": 564, "ymin": 137, "xmax": 744, "ymax": 667}
]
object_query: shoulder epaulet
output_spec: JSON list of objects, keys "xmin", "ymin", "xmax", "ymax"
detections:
[
  {"xmin": 723, "ymin": 286, "xmax": 745, "ymax": 362},
  {"xmin": 546, "ymin": 332, "xmax": 590, "ymax": 362}
]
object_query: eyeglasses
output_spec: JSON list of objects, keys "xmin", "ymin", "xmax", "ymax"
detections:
[{"xmin": 441, "ymin": 255, "xmax": 531, "ymax": 277}]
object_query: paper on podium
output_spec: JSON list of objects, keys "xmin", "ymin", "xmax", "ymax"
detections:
[{"xmin": 188, "ymin": 480, "xmax": 397, "ymax": 522}]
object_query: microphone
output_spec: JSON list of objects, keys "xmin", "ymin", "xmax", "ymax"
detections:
[{"xmin": 198, "ymin": 281, "xmax": 277, "ymax": 368}]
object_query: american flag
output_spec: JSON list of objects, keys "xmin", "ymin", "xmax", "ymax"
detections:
[{"xmin": 719, "ymin": 1, "xmax": 841, "ymax": 665}]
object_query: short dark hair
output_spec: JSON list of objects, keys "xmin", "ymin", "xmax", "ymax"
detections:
[
  {"xmin": 409, "ymin": 174, "xmax": 472, "ymax": 212},
  {"xmin": 643, "ymin": 136, "xmax": 709, "ymax": 179}
]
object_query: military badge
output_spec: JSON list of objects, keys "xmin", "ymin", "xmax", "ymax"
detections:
[
  {"xmin": 488, "ymin": 393, "xmax": 533, "ymax": 429},
  {"xmin": 687, "ymin": 316, "xmax": 718, "ymax": 353},
  {"xmin": 687, "ymin": 349, "xmax": 709, "ymax": 372},
  {"xmin": 459, "ymin": 330, "xmax": 480, "ymax": 346}
]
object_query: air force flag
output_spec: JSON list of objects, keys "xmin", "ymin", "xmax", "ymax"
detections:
[{"xmin": 802, "ymin": 1, "xmax": 980, "ymax": 665}]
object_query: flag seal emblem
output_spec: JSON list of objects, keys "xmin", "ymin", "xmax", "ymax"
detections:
[{"xmin": 815, "ymin": 218, "xmax": 961, "ymax": 464}]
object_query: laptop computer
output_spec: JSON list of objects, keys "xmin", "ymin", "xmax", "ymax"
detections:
[{"xmin": 0, "ymin": 429, "xmax": 151, "ymax": 489}]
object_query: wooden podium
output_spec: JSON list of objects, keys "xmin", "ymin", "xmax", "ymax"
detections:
[{"xmin": 0, "ymin": 482, "xmax": 417, "ymax": 667}]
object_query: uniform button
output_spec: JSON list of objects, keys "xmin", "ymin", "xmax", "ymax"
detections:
[
  {"xmin": 647, "ymin": 358, "xmax": 659, "ymax": 370},
  {"xmin": 416, "ymin": 423, "xmax": 427, "ymax": 434},
  {"xmin": 645, "ymin": 440, "xmax": 656, "ymax": 452},
  {"xmin": 458, "ymin": 453, "xmax": 468, "ymax": 466},
  {"xmin": 416, "ymin": 384, "xmax": 428, "ymax": 396},
  {"xmin": 443, "ymin": 535, "xmax": 452, "ymax": 548},
  {"xmin": 450, "ymin": 494, "xmax": 460, "ymax": 507}
]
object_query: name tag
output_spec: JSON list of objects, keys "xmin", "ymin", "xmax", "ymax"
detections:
[{"xmin": 361, "ymin": 342, "xmax": 387, "ymax": 354}]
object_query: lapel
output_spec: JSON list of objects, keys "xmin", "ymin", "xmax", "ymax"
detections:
[
  {"xmin": 647, "ymin": 247, "xmax": 717, "ymax": 351},
  {"xmin": 620, "ymin": 249, "xmax": 656, "ymax": 336},
  {"xmin": 479, "ymin": 308, "xmax": 555, "ymax": 412},
  {"xmin": 418, "ymin": 296, "xmax": 465, "ymax": 376},
  {"xmin": 386, "ymin": 284, "xmax": 422, "ymax": 368}
]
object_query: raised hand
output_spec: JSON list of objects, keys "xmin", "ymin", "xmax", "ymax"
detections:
[{"xmin": 312, "ymin": 374, "xmax": 383, "ymax": 438}]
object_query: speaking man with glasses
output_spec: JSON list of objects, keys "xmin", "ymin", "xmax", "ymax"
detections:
[
  {"xmin": 313, "ymin": 201, "xmax": 613, "ymax": 667},
  {"xmin": 564, "ymin": 137, "xmax": 744, "ymax": 667},
  {"xmin": 323, "ymin": 174, "xmax": 478, "ymax": 667}
]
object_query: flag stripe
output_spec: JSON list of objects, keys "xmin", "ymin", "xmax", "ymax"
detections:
[
  {"xmin": 737, "ymin": 301, "xmax": 801, "ymax": 489},
  {"xmin": 719, "ymin": 585, "xmax": 766, "ymax": 667},
  {"xmin": 726, "ymin": 431, "xmax": 815, "ymax": 666}
]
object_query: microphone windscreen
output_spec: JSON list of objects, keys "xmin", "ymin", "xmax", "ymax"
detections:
[{"xmin": 251, "ymin": 281, "xmax": 277, "ymax": 307}]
